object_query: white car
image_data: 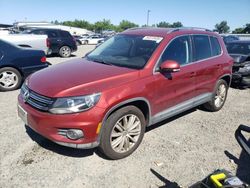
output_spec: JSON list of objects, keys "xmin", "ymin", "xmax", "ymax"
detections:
[
  {"xmin": 0, "ymin": 34, "xmax": 50, "ymax": 55},
  {"xmin": 83, "ymin": 35, "xmax": 104, "ymax": 45}
]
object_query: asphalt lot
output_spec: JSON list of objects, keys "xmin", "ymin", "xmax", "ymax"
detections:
[{"xmin": 0, "ymin": 45, "xmax": 250, "ymax": 188}]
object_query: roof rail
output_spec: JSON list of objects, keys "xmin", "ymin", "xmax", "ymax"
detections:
[
  {"xmin": 126, "ymin": 27, "xmax": 153, "ymax": 31},
  {"xmin": 167, "ymin": 27, "xmax": 212, "ymax": 33}
]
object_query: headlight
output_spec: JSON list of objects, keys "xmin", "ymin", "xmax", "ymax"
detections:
[{"xmin": 49, "ymin": 93, "xmax": 101, "ymax": 114}]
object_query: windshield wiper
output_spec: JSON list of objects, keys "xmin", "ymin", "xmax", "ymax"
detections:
[{"xmin": 87, "ymin": 56, "xmax": 113, "ymax": 66}]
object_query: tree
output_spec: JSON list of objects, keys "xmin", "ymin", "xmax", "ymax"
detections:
[
  {"xmin": 157, "ymin": 21, "xmax": 183, "ymax": 28},
  {"xmin": 214, "ymin": 21, "xmax": 230, "ymax": 33},
  {"xmin": 93, "ymin": 19, "xmax": 116, "ymax": 33},
  {"xmin": 157, "ymin": 21, "xmax": 171, "ymax": 28},
  {"xmin": 118, "ymin": 20, "xmax": 138, "ymax": 31},
  {"xmin": 171, "ymin": 22, "xmax": 183, "ymax": 28},
  {"xmin": 232, "ymin": 27, "xmax": 244, "ymax": 34}
]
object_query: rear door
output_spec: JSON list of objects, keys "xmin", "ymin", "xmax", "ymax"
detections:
[
  {"xmin": 191, "ymin": 35, "xmax": 222, "ymax": 96},
  {"xmin": 46, "ymin": 30, "xmax": 61, "ymax": 52},
  {"xmin": 152, "ymin": 35, "xmax": 196, "ymax": 116}
]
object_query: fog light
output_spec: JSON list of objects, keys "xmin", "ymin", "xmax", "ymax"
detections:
[{"xmin": 66, "ymin": 129, "xmax": 84, "ymax": 140}]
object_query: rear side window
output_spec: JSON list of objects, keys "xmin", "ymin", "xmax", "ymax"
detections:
[
  {"xmin": 210, "ymin": 36, "xmax": 221, "ymax": 56},
  {"xmin": 32, "ymin": 30, "xmax": 46, "ymax": 35},
  {"xmin": 60, "ymin": 31, "xmax": 72, "ymax": 38},
  {"xmin": 47, "ymin": 31, "xmax": 59, "ymax": 38},
  {"xmin": 160, "ymin": 36, "xmax": 191, "ymax": 65},
  {"xmin": 193, "ymin": 35, "xmax": 211, "ymax": 61}
]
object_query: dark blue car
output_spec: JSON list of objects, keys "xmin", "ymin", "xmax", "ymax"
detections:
[{"xmin": 0, "ymin": 40, "xmax": 49, "ymax": 91}]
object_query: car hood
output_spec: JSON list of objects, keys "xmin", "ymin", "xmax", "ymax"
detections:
[{"xmin": 28, "ymin": 58, "xmax": 139, "ymax": 97}]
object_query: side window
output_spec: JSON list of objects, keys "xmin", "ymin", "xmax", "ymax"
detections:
[
  {"xmin": 32, "ymin": 30, "xmax": 45, "ymax": 35},
  {"xmin": 47, "ymin": 31, "xmax": 58, "ymax": 38},
  {"xmin": 210, "ymin": 36, "xmax": 221, "ymax": 56},
  {"xmin": 61, "ymin": 31, "xmax": 71, "ymax": 38},
  {"xmin": 193, "ymin": 35, "xmax": 211, "ymax": 61},
  {"xmin": 160, "ymin": 36, "xmax": 191, "ymax": 65}
]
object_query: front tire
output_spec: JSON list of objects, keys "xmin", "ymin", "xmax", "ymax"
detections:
[
  {"xmin": 0, "ymin": 67, "xmax": 22, "ymax": 91},
  {"xmin": 202, "ymin": 79, "xmax": 228, "ymax": 111},
  {"xmin": 59, "ymin": 46, "xmax": 71, "ymax": 58},
  {"xmin": 99, "ymin": 106, "xmax": 146, "ymax": 160}
]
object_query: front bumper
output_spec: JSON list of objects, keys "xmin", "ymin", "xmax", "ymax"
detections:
[{"xmin": 18, "ymin": 95, "xmax": 105, "ymax": 149}]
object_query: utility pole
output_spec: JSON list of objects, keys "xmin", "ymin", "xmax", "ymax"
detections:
[{"xmin": 147, "ymin": 10, "xmax": 151, "ymax": 26}]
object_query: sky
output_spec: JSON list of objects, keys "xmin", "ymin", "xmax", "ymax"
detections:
[{"xmin": 0, "ymin": 0, "xmax": 249, "ymax": 31}]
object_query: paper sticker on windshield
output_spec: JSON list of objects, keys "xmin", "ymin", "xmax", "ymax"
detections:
[{"xmin": 143, "ymin": 36, "xmax": 163, "ymax": 43}]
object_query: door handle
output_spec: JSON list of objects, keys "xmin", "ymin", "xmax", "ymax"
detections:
[{"xmin": 190, "ymin": 72, "xmax": 196, "ymax": 77}]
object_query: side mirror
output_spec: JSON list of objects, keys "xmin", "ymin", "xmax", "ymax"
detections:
[{"xmin": 160, "ymin": 60, "xmax": 180, "ymax": 73}]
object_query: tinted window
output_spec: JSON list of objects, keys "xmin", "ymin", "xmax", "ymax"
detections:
[
  {"xmin": 210, "ymin": 37, "xmax": 221, "ymax": 56},
  {"xmin": 47, "ymin": 31, "xmax": 59, "ymax": 38},
  {"xmin": 32, "ymin": 30, "xmax": 46, "ymax": 35},
  {"xmin": 193, "ymin": 35, "xmax": 211, "ymax": 61},
  {"xmin": 227, "ymin": 43, "xmax": 250, "ymax": 55},
  {"xmin": 61, "ymin": 31, "xmax": 71, "ymax": 38},
  {"xmin": 160, "ymin": 36, "xmax": 191, "ymax": 65}
]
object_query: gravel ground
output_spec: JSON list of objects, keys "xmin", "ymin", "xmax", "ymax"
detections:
[{"xmin": 0, "ymin": 45, "xmax": 250, "ymax": 188}]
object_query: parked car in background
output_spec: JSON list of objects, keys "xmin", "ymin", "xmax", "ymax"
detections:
[
  {"xmin": 24, "ymin": 29, "xmax": 77, "ymax": 57},
  {"xmin": 222, "ymin": 35, "xmax": 239, "ymax": 44},
  {"xmin": 18, "ymin": 27, "xmax": 233, "ymax": 159},
  {"xmin": 0, "ymin": 34, "xmax": 50, "ymax": 55},
  {"xmin": 226, "ymin": 40, "xmax": 250, "ymax": 88},
  {"xmin": 0, "ymin": 40, "xmax": 49, "ymax": 91},
  {"xmin": 83, "ymin": 35, "xmax": 104, "ymax": 45}
]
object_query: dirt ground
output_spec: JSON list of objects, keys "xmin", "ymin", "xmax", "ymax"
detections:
[{"xmin": 0, "ymin": 45, "xmax": 249, "ymax": 188}]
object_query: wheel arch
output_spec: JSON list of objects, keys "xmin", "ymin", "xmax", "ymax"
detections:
[
  {"xmin": 0, "ymin": 65, "xmax": 24, "ymax": 77},
  {"xmin": 97, "ymin": 97, "xmax": 151, "ymax": 142},
  {"xmin": 219, "ymin": 74, "xmax": 232, "ymax": 86}
]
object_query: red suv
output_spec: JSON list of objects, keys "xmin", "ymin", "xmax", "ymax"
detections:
[{"xmin": 18, "ymin": 28, "xmax": 233, "ymax": 159}]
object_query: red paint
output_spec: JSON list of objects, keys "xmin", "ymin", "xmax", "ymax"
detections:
[{"xmin": 18, "ymin": 28, "xmax": 233, "ymax": 147}]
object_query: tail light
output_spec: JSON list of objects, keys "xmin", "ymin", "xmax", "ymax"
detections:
[
  {"xmin": 46, "ymin": 38, "xmax": 50, "ymax": 48},
  {"xmin": 41, "ymin": 56, "xmax": 46, "ymax": 63}
]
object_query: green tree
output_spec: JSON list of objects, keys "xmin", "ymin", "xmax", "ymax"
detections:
[
  {"xmin": 157, "ymin": 21, "xmax": 171, "ymax": 28},
  {"xmin": 214, "ymin": 21, "xmax": 230, "ymax": 33},
  {"xmin": 93, "ymin": 19, "xmax": 116, "ymax": 33},
  {"xmin": 232, "ymin": 27, "xmax": 244, "ymax": 34},
  {"xmin": 157, "ymin": 21, "xmax": 183, "ymax": 28},
  {"xmin": 171, "ymin": 22, "xmax": 183, "ymax": 28},
  {"xmin": 118, "ymin": 20, "xmax": 138, "ymax": 31}
]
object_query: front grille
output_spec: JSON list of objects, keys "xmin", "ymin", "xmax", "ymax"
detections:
[{"xmin": 21, "ymin": 84, "xmax": 54, "ymax": 112}]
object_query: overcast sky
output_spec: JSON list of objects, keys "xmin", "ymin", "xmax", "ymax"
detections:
[{"xmin": 0, "ymin": 0, "xmax": 249, "ymax": 31}]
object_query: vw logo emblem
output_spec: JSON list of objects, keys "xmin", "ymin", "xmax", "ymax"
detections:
[{"xmin": 23, "ymin": 90, "xmax": 30, "ymax": 103}]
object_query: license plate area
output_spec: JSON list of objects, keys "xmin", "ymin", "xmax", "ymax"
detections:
[{"xmin": 18, "ymin": 105, "xmax": 28, "ymax": 125}]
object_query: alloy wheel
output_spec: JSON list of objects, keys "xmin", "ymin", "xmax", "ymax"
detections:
[
  {"xmin": 0, "ymin": 71, "xmax": 18, "ymax": 89},
  {"xmin": 214, "ymin": 83, "xmax": 227, "ymax": 108},
  {"xmin": 110, "ymin": 114, "xmax": 142, "ymax": 153}
]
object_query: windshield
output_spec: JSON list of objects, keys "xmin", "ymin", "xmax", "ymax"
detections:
[
  {"xmin": 226, "ymin": 43, "xmax": 250, "ymax": 55},
  {"xmin": 87, "ymin": 34, "xmax": 163, "ymax": 69}
]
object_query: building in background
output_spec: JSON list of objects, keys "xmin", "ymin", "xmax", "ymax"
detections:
[{"xmin": 13, "ymin": 22, "xmax": 94, "ymax": 35}]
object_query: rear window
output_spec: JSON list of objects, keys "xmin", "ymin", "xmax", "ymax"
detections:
[
  {"xmin": 210, "ymin": 36, "xmax": 221, "ymax": 56},
  {"xmin": 193, "ymin": 35, "xmax": 211, "ymax": 61}
]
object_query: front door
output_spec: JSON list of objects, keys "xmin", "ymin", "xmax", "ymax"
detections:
[{"xmin": 151, "ymin": 35, "xmax": 196, "ymax": 122}]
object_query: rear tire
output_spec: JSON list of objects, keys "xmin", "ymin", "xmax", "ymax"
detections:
[
  {"xmin": 0, "ymin": 67, "xmax": 22, "ymax": 91},
  {"xmin": 99, "ymin": 106, "xmax": 146, "ymax": 160},
  {"xmin": 59, "ymin": 46, "xmax": 71, "ymax": 58},
  {"xmin": 202, "ymin": 79, "xmax": 228, "ymax": 112}
]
